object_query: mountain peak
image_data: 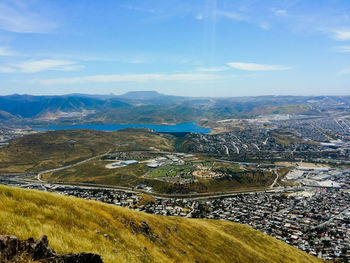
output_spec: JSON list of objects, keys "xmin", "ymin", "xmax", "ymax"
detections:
[{"xmin": 119, "ymin": 91, "xmax": 164, "ymax": 100}]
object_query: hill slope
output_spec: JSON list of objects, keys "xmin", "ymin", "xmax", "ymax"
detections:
[
  {"xmin": 0, "ymin": 185, "xmax": 322, "ymax": 263},
  {"xmin": 0, "ymin": 129, "xmax": 174, "ymax": 173}
]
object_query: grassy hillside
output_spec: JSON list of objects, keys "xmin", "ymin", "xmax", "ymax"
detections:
[
  {"xmin": 0, "ymin": 185, "xmax": 322, "ymax": 263},
  {"xmin": 0, "ymin": 129, "xmax": 174, "ymax": 173}
]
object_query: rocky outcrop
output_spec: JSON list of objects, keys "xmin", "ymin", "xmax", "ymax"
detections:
[{"xmin": 0, "ymin": 235, "xmax": 103, "ymax": 263}]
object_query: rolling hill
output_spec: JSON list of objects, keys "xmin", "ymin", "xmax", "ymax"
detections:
[
  {"xmin": 0, "ymin": 184, "xmax": 323, "ymax": 263},
  {"xmin": 0, "ymin": 129, "xmax": 174, "ymax": 173}
]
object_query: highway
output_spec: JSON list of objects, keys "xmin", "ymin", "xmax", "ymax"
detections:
[
  {"xmin": 1, "ymin": 171, "xmax": 302, "ymax": 200},
  {"xmin": 0, "ymin": 150, "xmax": 301, "ymax": 200}
]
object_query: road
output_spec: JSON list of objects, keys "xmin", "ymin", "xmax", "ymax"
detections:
[
  {"xmin": 270, "ymin": 170, "xmax": 279, "ymax": 188},
  {"xmin": 313, "ymin": 207, "xmax": 349, "ymax": 229},
  {"xmin": 2, "ymin": 170, "xmax": 302, "ymax": 200},
  {"xmin": 1, "ymin": 150, "xmax": 302, "ymax": 200},
  {"xmin": 37, "ymin": 152, "xmax": 111, "ymax": 181}
]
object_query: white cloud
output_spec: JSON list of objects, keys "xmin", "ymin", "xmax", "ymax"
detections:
[
  {"xmin": 196, "ymin": 66, "xmax": 229, "ymax": 72},
  {"xmin": 259, "ymin": 22, "xmax": 270, "ymax": 30},
  {"xmin": 0, "ymin": 59, "xmax": 82, "ymax": 73},
  {"xmin": 332, "ymin": 30, "xmax": 350, "ymax": 41},
  {"xmin": 121, "ymin": 5, "xmax": 156, "ymax": 14},
  {"xmin": 0, "ymin": 66, "xmax": 15, "ymax": 72},
  {"xmin": 273, "ymin": 9, "xmax": 287, "ymax": 16},
  {"xmin": 0, "ymin": 1, "xmax": 57, "ymax": 33},
  {"xmin": 338, "ymin": 68, "xmax": 350, "ymax": 75},
  {"xmin": 334, "ymin": 46, "xmax": 350, "ymax": 52},
  {"xmin": 215, "ymin": 10, "xmax": 271, "ymax": 31},
  {"xmin": 227, "ymin": 62, "xmax": 291, "ymax": 71},
  {"xmin": 31, "ymin": 73, "xmax": 222, "ymax": 85},
  {"xmin": 195, "ymin": 14, "xmax": 203, "ymax": 20},
  {"xmin": 0, "ymin": 46, "xmax": 16, "ymax": 56},
  {"xmin": 216, "ymin": 10, "xmax": 246, "ymax": 21}
]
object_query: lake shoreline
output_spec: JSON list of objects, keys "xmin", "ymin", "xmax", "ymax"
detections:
[{"xmin": 34, "ymin": 122, "xmax": 211, "ymax": 134}]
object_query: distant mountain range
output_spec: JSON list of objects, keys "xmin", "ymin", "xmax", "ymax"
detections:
[
  {"xmin": 0, "ymin": 94, "xmax": 129, "ymax": 118},
  {"xmin": 0, "ymin": 91, "xmax": 349, "ymax": 126}
]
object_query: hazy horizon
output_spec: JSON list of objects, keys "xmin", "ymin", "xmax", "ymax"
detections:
[
  {"xmin": 0, "ymin": 90, "xmax": 350, "ymax": 98},
  {"xmin": 1, "ymin": 90, "xmax": 350, "ymax": 98}
]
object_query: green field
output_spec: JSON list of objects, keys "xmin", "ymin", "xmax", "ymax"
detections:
[
  {"xmin": 147, "ymin": 164, "xmax": 195, "ymax": 178},
  {"xmin": 147, "ymin": 161, "xmax": 242, "ymax": 179}
]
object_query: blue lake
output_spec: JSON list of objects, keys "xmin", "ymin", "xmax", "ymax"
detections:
[{"xmin": 36, "ymin": 122, "xmax": 211, "ymax": 134}]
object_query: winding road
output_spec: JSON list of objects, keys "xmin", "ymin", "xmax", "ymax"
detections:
[
  {"xmin": 37, "ymin": 152, "xmax": 111, "ymax": 181},
  {"xmin": 270, "ymin": 170, "xmax": 279, "ymax": 188}
]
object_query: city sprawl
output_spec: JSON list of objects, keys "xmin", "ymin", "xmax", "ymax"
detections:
[{"xmin": 1, "ymin": 107, "xmax": 350, "ymax": 262}]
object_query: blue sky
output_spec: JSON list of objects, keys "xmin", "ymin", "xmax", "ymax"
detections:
[{"xmin": 0, "ymin": 0, "xmax": 350, "ymax": 97}]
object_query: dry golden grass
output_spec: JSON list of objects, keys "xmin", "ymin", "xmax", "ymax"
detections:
[
  {"xmin": 135, "ymin": 194, "xmax": 156, "ymax": 207},
  {"xmin": 0, "ymin": 185, "xmax": 322, "ymax": 263},
  {"xmin": 44, "ymin": 161, "xmax": 150, "ymax": 187}
]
